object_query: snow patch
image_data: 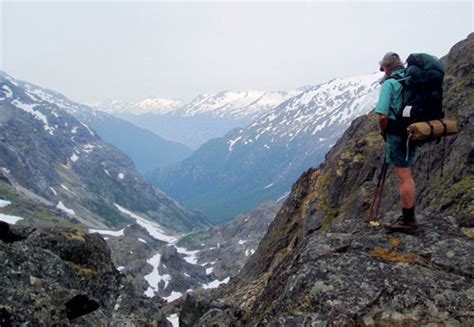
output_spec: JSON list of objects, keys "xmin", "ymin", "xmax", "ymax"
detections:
[
  {"xmin": 118, "ymin": 173, "xmax": 124, "ymax": 180},
  {"xmin": 175, "ymin": 246, "xmax": 200, "ymax": 264},
  {"xmin": 60, "ymin": 184, "xmax": 75, "ymax": 194},
  {"xmin": 0, "ymin": 199, "xmax": 12, "ymax": 208},
  {"xmin": 80, "ymin": 122, "xmax": 95, "ymax": 136},
  {"xmin": 83, "ymin": 144, "xmax": 95, "ymax": 153},
  {"xmin": 1, "ymin": 167, "xmax": 10, "ymax": 174},
  {"xmin": 164, "ymin": 291, "xmax": 183, "ymax": 302},
  {"xmin": 0, "ymin": 198, "xmax": 24, "ymax": 224},
  {"xmin": 115, "ymin": 204, "xmax": 177, "ymax": 243},
  {"xmin": 138, "ymin": 238, "xmax": 147, "ymax": 243},
  {"xmin": 276, "ymin": 192, "xmax": 290, "ymax": 203},
  {"xmin": 70, "ymin": 153, "xmax": 79, "ymax": 162},
  {"xmin": 167, "ymin": 313, "xmax": 179, "ymax": 327},
  {"xmin": 89, "ymin": 228, "xmax": 125, "ymax": 237},
  {"xmin": 144, "ymin": 253, "xmax": 172, "ymax": 297},
  {"xmin": 0, "ymin": 213, "xmax": 24, "ymax": 225},
  {"xmin": 238, "ymin": 239, "xmax": 247, "ymax": 245},
  {"xmin": 2, "ymin": 85, "xmax": 13, "ymax": 98},
  {"xmin": 12, "ymin": 99, "xmax": 54, "ymax": 135},
  {"xmin": 56, "ymin": 201, "xmax": 75, "ymax": 215},
  {"xmin": 201, "ymin": 277, "xmax": 230, "ymax": 289},
  {"xmin": 245, "ymin": 248, "xmax": 256, "ymax": 257},
  {"xmin": 227, "ymin": 135, "xmax": 242, "ymax": 152},
  {"xmin": 263, "ymin": 183, "xmax": 274, "ymax": 189}
]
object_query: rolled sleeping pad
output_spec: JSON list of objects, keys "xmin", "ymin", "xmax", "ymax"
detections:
[{"xmin": 407, "ymin": 118, "xmax": 459, "ymax": 141}]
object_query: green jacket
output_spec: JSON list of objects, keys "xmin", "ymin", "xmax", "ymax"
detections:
[{"xmin": 375, "ymin": 68, "xmax": 406, "ymax": 120}]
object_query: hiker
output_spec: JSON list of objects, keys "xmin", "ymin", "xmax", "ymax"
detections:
[{"xmin": 375, "ymin": 52, "xmax": 417, "ymax": 232}]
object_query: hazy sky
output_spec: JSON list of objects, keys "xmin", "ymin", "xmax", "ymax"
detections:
[{"xmin": 1, "ymin": 1, "xmax": 472, "ymax": 103}]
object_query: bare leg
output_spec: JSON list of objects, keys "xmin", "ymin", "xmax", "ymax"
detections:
[{"xmin": 394, "ymin": 167, "xmax": 415, "ymax": 208}]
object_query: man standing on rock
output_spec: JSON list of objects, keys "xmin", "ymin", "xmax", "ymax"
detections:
[{"xmin": 375, "ymin": 52, "xmax": 417, "ymax": 233}]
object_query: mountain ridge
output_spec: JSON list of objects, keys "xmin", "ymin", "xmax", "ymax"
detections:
[{"xmin": 0, "ymin": 70, "xmax": 209, "ymax": 232}]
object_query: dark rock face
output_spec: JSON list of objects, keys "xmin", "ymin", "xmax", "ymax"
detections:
[
  {"xmin": 0, "ymin": 223, "xmax": 170, "ymax": 326},
  {"xmin": 248, "ymin": 213, "xmax": 473, "ymax": 325},
  {"xmin": 183, "ymin": 34, "xmax": 474, "ymax": 326},
  {"xmin": 180, "ymin": 291, "xmax": 247, "ymax": 327}
]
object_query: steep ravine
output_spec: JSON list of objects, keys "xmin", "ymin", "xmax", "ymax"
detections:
[{"xmin": 180, "ymin": 34, "xmax": 474, "ymax": 326}]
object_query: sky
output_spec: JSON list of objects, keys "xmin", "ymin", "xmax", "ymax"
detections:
[{"xmin": 1, "ymin": 1, "xmax": 473, "ymax": 104}]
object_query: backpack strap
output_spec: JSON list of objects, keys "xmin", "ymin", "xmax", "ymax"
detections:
[
  {"xmin": 440, "ymin": 119, "xmax": 448, "ymax": 136},
  {"xmin": 427, "ymin": 121, "xmax": 434, "ymax": 139},
  {"xmin": 385, "ymin": 73, "xmax": 410, "ymax": 121}
]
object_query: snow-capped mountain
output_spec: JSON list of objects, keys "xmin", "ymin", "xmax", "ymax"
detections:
[
  {"xmin": 228, "ymin": 74, "xmax": 381, "ymax": 153},
  {"xmin": 0, "ymin": 70, "xmax": 208, "ymax": 232},
  {"xmin": 180, "ymin": 90, "xmax": 301, "ymax": 120},
  {"xmin": 95, "ymin": 98, "xmax": 184, "ymax": 116},
  {"xmin": 2, "ymin": 74, "xmax": 192, "ymax": 173},
  {"xmin": 148, "ymin": 73, "xmax": 382, "ymax": 224},
  {"xmin": 94, "ymin": 90, "xmax": 300, "ymax": 149}
]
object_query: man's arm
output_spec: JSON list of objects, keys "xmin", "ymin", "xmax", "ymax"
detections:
[
  {"xmin": 375, "ymin": 81, "xmax": 392, "ymax": 142},
  {"xmin": 378, "ymin": 115, "xmax": 388, "ymax": 141}
]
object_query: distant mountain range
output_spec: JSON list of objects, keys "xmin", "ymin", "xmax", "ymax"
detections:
[
  {"xmin": 79, "ymin": 113, "xmax": 192, "ymax": 174},
  {"xmin": 0, "ymin": 70, "xmax": 208, "ymax": 232},
  {"xmin": 148, "ymin": 73, "xmax": 382, "ymax": 224},
  {"xmin": 0, "ymin": 74, "xmax": 193, "ymax": 174},
  {"xmin": 93, "ymin": 90, "xmax": 301, "ymax": 149}
]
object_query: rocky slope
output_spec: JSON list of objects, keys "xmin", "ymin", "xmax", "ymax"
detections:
[
  {"xmin": 150, "ymin": 73, "xmax": 381, "ymax": 224},
  {"xmin": 178, "ymin": 34, "xmax": 474, "ymax": 326},
  {"xmin": 1, "ymin": 73, "xmax": 193, "ymax": 175},
  {"xmin": 97, "ymin": 201, "xmax": 279, "ymax": 304},
  {"xmin": 0, "ymin": 71, "xmax": 209, "ymax": 232},
  {"xmin": 175, "ymin": 202, "xmax": 280, "ymax": 280}
]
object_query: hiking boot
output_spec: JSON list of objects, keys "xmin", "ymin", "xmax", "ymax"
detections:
[{"xmin": 384, "ymin": 215, "xmax": 417, "ymax": 233}]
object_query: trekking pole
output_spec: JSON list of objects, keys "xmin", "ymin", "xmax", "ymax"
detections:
[
  {"xmin": 368, "ymin": 158, "xmax": 387, "ymax": 226},
  {"xmin": 373, "ymin": 161, "xmax": 388, "ymax": 221}
]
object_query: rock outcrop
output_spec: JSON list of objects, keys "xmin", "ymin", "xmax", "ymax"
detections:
[
  {"xmin": 0, "ymin": 223, "xmax": 171, "ymax": 326},
  {"xmin": 181, "ymin": 34, "xmax": 474, "ymax": 326}
]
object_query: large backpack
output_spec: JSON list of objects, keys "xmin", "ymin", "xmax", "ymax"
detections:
[{"xmin": 387, "ymin": 53, "xmax": 445, "ymax": 138}]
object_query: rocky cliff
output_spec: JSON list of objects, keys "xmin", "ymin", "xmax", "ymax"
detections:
[
  {"xmin": 0, "ymin": 222, "xmax": 172, "ymax": 326},
  {"xmin": 180, "ymin": 34, "xmax": 474, "ymax": 326}
]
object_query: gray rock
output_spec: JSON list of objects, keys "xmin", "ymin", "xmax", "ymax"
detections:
[{"xmin": 0, "ymin": 223, "xmax": 170, "ymax": 326}]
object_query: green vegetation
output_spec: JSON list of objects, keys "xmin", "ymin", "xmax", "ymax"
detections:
[
  {"xmin": 61, "ymin": 230, "xmax": 86, "ymax": 242},
  {"xmin": 176, "ymin": 230, "xmax": 212, "ymax": 247},
  {"xmin": 85, "ymin": 199, "xmax": 128, "ymax": 227},
  {"xmin": 70, "ymin": 263, "xmax": 95, "ymax": 279},
  {"xmin": 0, "ymin": 181, "xmax": 83, "ymax": 230}
]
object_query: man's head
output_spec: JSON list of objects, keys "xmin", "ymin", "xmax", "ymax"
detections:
[{"xmin": 379, "ymin": 52, "xmax": 404, "ymax": 75}]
